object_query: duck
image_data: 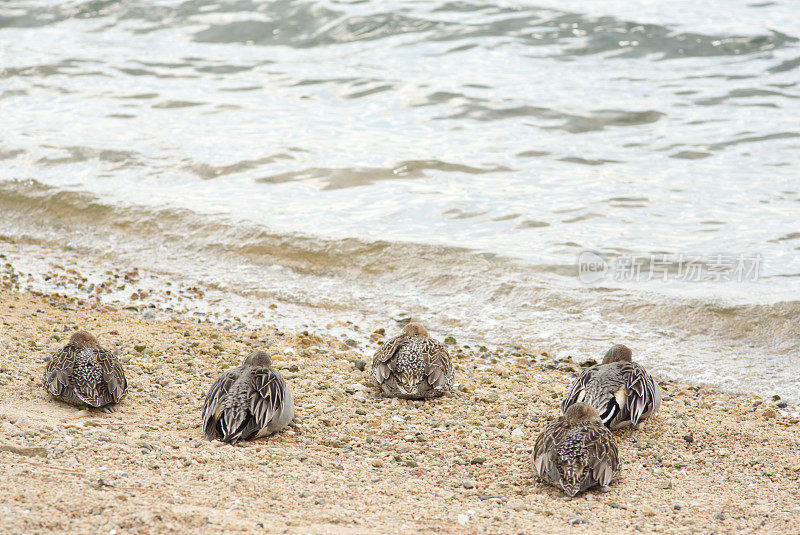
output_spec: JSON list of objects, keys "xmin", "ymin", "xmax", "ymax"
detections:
[
  {"xmin": 561, "ymin": 344, "xmax": 661, "ymax": 429},
  {"xmin": 43, "ymin": 331, "xmax": 127, "ymax": 412},
  {"xmin": 201, "ymin": 350, "xmax": 294, "ymax": 443},
  {"xmin": 533, "ymin": 402, "xmax": 620, "ymax": 496},
  {"xmin": 371, "ymin": 323, "xmax": 453, "ymax": 399}
]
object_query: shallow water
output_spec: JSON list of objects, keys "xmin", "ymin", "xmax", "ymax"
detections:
[{"xmin": 1, "ymin": 1, "xmax": 799, "ymax": 400}]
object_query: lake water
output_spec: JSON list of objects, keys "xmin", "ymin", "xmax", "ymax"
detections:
[{"xmin": 1, "ymin": 0, "xmax": 798, "ymax": 400}]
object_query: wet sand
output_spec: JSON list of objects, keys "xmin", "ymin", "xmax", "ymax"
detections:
[{"xmin": 1, "ymin": 287, "xmax": 799, "ymax": 534}]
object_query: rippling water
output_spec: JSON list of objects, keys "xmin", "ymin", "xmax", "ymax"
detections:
[{"xmin": 1, "ymin": 1, "xmax": 799, "ymax": 400}]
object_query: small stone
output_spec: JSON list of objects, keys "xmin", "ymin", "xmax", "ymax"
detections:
[
  {"xmin": 580, "ymin": 359, "xmax": 597, "ymax": 367},
  {"xmin": 715, "ymin": 513, "xmax": 726, "ymax": 521},
  {"xmin": 457, "ymin": 514, "xmax": 469, "ymax": 526},
  {"xmin": 570, "ymin": 517, "xmax": 589, "ymax": 525},
  {"xmin": 345, "ymin": 339, "xmax": 358, "ymax": 348},
  {"xmin": 406, "ymin": 460, "xmax": 418, "ymax": 468},
  {"xmin": 673, "ymin": 504, "xmax": 682, "ymax": 510},
  {"xmin": 462, "ymin": 480, "xmax": 474, "ymax": 489},
  {"xmin": 50, "ymin": 334, "xmax": 60, "ymax": 341},
  {"xmin": 392, "ymin": 311, "xmax": 412, "ymax": 325},
  {"xmin": 683, "ymin": 434, "xmax": 693, "ymax": 443},
  {"xmin": 354, "ymin": 359, "xmax": 367, "ymax": 372},
  {"xmin": 355, "ymin": 408, "xmax": 367, "ymax": 415},
  {"xmin": 658, "ymin": 479, "xmax": 673, "ymax": 489},
  {"xmin": 507, "ymin": 498, "xmax": 526, "ymax": 511},
  {"xmin": 133, "ymin": 344, "xmax": 146, "ymax": 352},
  {"xmin": 470, "ymin": 456, "xmax": 486, "ymax": 465},
  {"xmin": 444, "ymin": 336, "xmax": 457, "ymax": 345},
  {"xmin": 371, "ymin": 460, "xmax": 383, "ymax": 468},
  {"xmin": 777, "ymin": 401, "xmax": 787, "ymax": 408},
  {"xmin": 510, "ymin": 428, "xmax": 524, "ymax": 442}
]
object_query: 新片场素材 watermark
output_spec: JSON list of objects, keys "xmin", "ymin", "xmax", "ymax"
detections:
[{"xmin": 577, "ymin": 252, "xmax": 761, "ymax": 284}]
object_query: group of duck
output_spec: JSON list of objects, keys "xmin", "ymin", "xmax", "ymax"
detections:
[{"xmin": 43, "ymin": 322, "xmax": 661, "ymax": 497}]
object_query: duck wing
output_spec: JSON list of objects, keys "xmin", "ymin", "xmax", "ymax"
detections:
[
  {"xmin": 423, "ymin": 339, "xmax": 452, "ymax": 391},
  {"xmin": 43, "ymin": 344, "xmax": 76, "ymax": 397},
  {"xmin": 371, "ymin": 334, "xmax": 405, "ymax": 383},
  {"xmin": 533, "ymin": 416, "xmax": 569, "ymax": 485},
  {"xmin": 584, "ymin": 422, "xmax": 620, "ymax": 489},
  {"xmin": 201, "ymin": 367, "xmax": 241, "ymax": 441},
  {"xmin": 96, "ymin": 347, "xmax": 127, "ymax": 404},
  {"xmin": 247, "ymin": 368, "xmax": 288, "ymax": 435},
  {"xmin": 625, "ymin": 362, "xmax": 662, "ymax": 425}
]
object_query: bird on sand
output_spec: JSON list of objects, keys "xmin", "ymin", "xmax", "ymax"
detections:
[
  {"xmin": 533, "ymin": 402, "xmax": 620, "ymax": 496},
  {"xmin": 371, "ymin": 323, "xmax": 453, "ymax": 399},
  {"xmin": 201, "ymin": 350, "xmax": 294, "ymax": 443},
  {"xmin": 43, "ymin": 330, "xmax": 127, "ymax": 412},
  {"xmin": 561, "ymin": 344, "xmax": 662, "ymax": 429}
]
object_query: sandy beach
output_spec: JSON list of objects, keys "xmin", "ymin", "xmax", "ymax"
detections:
[
  {"xmin": 1, "ymin": 283, "xmax": 799, "ymax": 534},
  {"xmin": 4, "ymin": 0, "xmax": 799, "ymax": 532}
]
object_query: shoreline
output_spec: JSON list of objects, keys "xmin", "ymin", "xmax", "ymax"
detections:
[
  {"xmin": 1, "ymin": 240, "xmax": 797, "ymax": 407},
  {"xmin": 1, "ymin": 287, "xmax": 799, "ymax": 533}
]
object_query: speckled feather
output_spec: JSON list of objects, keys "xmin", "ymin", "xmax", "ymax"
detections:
[
  {"xmin": 372, "ymin": 325, "xmax": 453, "ymax": 399},
  {"xmin": 43, "ymin": 339, "xmax": 127, "ymax": 408},
  {"xmin": 533, "ymin": 408, "xmax": 619, "ymax": 496},
  {"xmin": 201, "ymin": 357, "xmax": 294, "ymax": 443},
  {"xmin": 561, "ymin": 360, "xmax": 662, "ymax": 429}
]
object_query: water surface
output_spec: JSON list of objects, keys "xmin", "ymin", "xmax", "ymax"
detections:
[{"xmin": 1, "ymin": 0, "xmax": 799, "ymax": 400}]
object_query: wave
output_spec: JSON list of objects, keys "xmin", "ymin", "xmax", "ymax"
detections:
[
  {"xmin": 1, "ymin": 178, "xmax": 798, "ymax": 356},
  {"xmin": 2, "ymin": 1, "xmax": 796, "ymax": 63}
]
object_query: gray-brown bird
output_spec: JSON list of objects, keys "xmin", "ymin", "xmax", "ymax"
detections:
[
  {"xmin": 561, "ymin": 344, "xmax": 661, "ymax": 429},
  {"xmin": 533, "ymin": 402, "xmax": 620, "ymax": 497},
  {"xmin": 371, "ymin": 323, "xmax": 453, "ymax": 399},
  {"xmin": 201, "ymin": 350, "xmax": 294, "ymax": 443},
  {"xmin": 43, "ymin": 331, "xmax": 127, "ymax": 412}
]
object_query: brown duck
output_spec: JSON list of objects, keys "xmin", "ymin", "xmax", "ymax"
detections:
[
  {"xmin": 43, "ymin": 331, "xmax": 127, "ymax": 412},
  {"xmin": 533, "ymin": 402, "xmax": 620, "ymax": 496},
  {"xmin": 371, "ymin": 323, "xmax": 453, "ymax": 399}
]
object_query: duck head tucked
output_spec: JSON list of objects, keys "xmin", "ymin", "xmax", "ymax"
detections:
[
  {"xmin": 244, "ymin": 350, "xmax": 273, "ymax": 368},
  {"xmin": 564, "ymin": 402, "xmax": 601, "ymax": 425},
  {"xmin": 602, "ymin": 344, "xmax": 633, "ymax": 364},
  {"xmin": 69, "ymin": 331, "xmax": 99, "ymax": 348},
  {"xmin": 401, "ymin": 323, "xmax": 429, "ymax": 337}
]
